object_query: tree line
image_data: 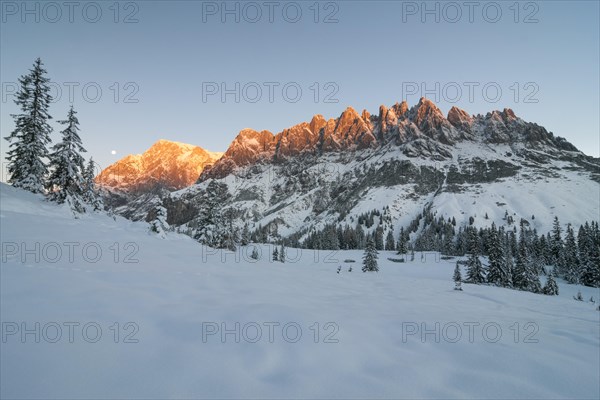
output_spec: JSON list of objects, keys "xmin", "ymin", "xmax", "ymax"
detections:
[{"xmin": 165, "ymin": 178, "xmax": 598, "ymax": 289}]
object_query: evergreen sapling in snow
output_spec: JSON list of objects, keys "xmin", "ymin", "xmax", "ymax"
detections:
[
  {"xmin": 542, "ymin": 274, "xmax": 559, "ymax": 296},
  {"xmin": 149, "ymin": 203, "xmax": 169, "ymax": 238},
  {"xmin": 362, "ymin": 238, "xmax": 379, "ymax": 272},
  {"xmin": 250, "ymin": 246, "xmax": 259, "ymax": 260},
  {"xmin": 453, "ymin": 262, "xmax": 463, "ymax": 291}
]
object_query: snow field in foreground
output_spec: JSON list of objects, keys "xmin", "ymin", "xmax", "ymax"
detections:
[{"xmin": 1, "ymin": 184, "xmax": 599, "ymax": 399}]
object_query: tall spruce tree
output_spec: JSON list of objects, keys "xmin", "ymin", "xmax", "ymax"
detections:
[
  {"xmin": 396, "ymin": 227, "xmax": 408, "ymax": 259},
  {"xmin": 374, "ymin": 226, "xmax": 384, "ymax": 250},
  {"xmin": 502, "ymin": 232, "xmax": 514, "ymax": 288},
  {"xmin": 385, "ymin": 230, "xmax": 395, "ymax": 251},
  {"xmin": 539, "ymin": 234, "xmax": 550, "ymax": 265},
  {"xmin": 223, "ymin": 207, "xmax": 238, "ymax": 251},
  {"xmin": 529, "ymin": 229, "xmax": 544, "ymax": 275},
  {"xmin": 279, "ymin": 243, "xmax": 286, "ymax": 263},
  {"xmin": 563, "ymin": 224, "xmax": 579, "ymax": 283},
  {"xmin": 362, "ymin": 238, "xmax": 379, "ymax": 272},
  {"xmin": 551, "ymin": 216, "xmax": 563, "ymax": 268},
  {"xmin": 194, "ymin": 181, "xmax": 230, "ymax": 247},
  {"xmin": 514, "ymin": 223, "xmax": 541, "ymax": 293},
  {"xmin": 454, "ymin": 227, "xmax": 466, "ymax": 256},
  {"xmin": 46, "ymin": 106, "xmax": 86, "ymax": 212},
  {"xmin": 81, "ymin": 157, "xmax": 103, "ymax": 211},
  {"xmin": 582, "ymin": 251, "xmax": 600, "ymax": 288},
  {"xmin": 580, "ymin": 223, "xmax": 600, "ymax": 287},
  {"xmin": 487, "ymin": 223, "xmax": 507, "ymax": 286},
  {"xmin": 577, "ymin": 224, "xmax": 591, "ymax": 272},
  {"xmin": 5, "ymin": 58, "xmax": 53, "ymax": 193},
  {"xmin": 241, "ymin": 223, "xmax": 250, "ymax": 246},
  {"xmin": 465, "ymin": 228, "xmax": 485, "ymax": 284}
]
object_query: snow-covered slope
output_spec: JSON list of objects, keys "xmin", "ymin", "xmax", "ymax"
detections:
[
  {"xmin": 1, "ymin": 183, "xmax": 599, "ymax": 399},
  {"xmin": 165, "ymin": 140, "xmax": 598, "ymax": 243}
]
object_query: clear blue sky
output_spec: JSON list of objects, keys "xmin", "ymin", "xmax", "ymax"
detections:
[{"xmin": 1, "ymin": 0, "xmax": 598, "ymax": 175}]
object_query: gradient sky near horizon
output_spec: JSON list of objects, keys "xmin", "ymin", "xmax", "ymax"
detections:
[{"xmin": 1, "ymin": 0, "xmax": 599, "ymax": 177}]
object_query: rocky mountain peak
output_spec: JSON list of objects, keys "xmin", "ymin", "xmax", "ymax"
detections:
[
  {"xmin": 361, "ymin": 109, "xmax": 371, "ymax": 122},
  {"xmin": 447, "ymin": 106, "xmax": 473, "ymax": 131},
  {"xmin": 309, "ymin": 114, "xmax": 327, "ymax": 135},
  {"xmin": 96, "ymin": 139, "xmax": 222, "ymax": 193},
  {"xmin": 392, "ymin": 100, "xmax": 409, "ymax": 117},
  {"xmin": 197, "ymin": 98, "xmax": 584, "ymax": 180},
  {"xmin": 337, "ymin": 106, "xmax": 361, "ymax": 128},
  {"xmin": 410, "ymin": 97, "xmax": 446, "ymax": 127},
  {"xmin": 503, "ymin": 108, "xmax": 517, "ymax": 121}
]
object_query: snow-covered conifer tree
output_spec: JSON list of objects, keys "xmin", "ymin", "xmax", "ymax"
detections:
[
  {"xmin": 396, "ymin": 227, "xmax": 408, "ymax": 259},
  {"xmin": 362, "ymin": 238, "xmax": 379, "ymax": 272},
  {"xmin": 453, "ymin": 262, "xmax": 463, "ymax": 291},
  {"xmin": 374, "ymin": 226, "xmax": 384, "ymax": 250},
  {"xmin": 563, "ymin": 224, "xmax": 579, "ymax": 283},
  {"xmin": 46, "ymin": 106, "xmax": 86, "ymax": 213},
  {"xmin": 513, "ymin": 223, "xmax": 541, "ymax": 292},
  {"xmin": 487, "ymin": 223, "xmax": 507, "ymax": 286},
  {"xmin": 279, "ymin": 244, "xmax": 286, "ymax": 263},
  {"xmin": 82, "ymin": 157, "xmax": 103, "ymax": 211},
  {"xmin": 502, "ymin": 232, "xmax": 514, "ymax": 288},
  {"xmin": 241, "ymin": 223, "xmax": 250, "ymax": 246},
  {"xmin": 5, "ymin": 58, "xmax": 53, "ymax": 193},
  {"xmin": 385, "ymin": 231, "xmax": 395, "ymax": 251},
  {"xmin": 149, "ymin": 203, "xmax": 169, "ymax": 238},
  {"xmin": 551, "ymin": 216, "xmax": 563, "ymax": 267},
  {"xmin": 542, "ymin": 274, "xmax": 559, "ymax": 296},
  {"xmin": 465, "ymin": 229, "xmax": 485, "ymax": 284},
  {"xmin": 250, "ymin": 247, "xmax": 259, "ymax": 260}
]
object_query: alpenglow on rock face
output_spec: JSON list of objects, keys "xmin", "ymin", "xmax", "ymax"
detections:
[
  {"xmin": 96, "ymin": 139, "xmax": 222, "ymax": 193},
  {"xmin": 100, "ymin": 98, "xmax": 599, "ymax": 245},
  {"xmin": 200, "ymin": 97, "xmax": 579, "ymax": 180}
]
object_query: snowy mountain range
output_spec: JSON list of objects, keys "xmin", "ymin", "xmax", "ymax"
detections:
[{"xmin": 97, "ymin": 98, "xmax": 600, "ymax": 242}]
